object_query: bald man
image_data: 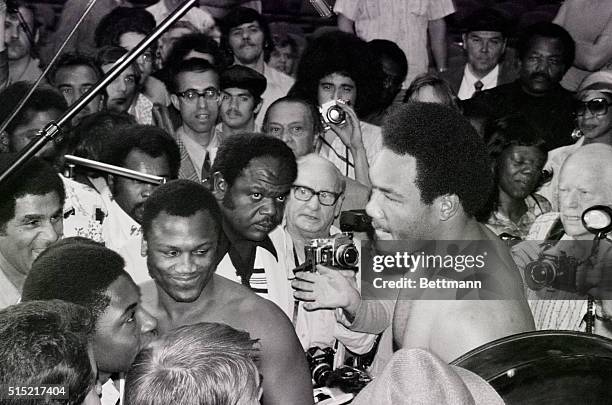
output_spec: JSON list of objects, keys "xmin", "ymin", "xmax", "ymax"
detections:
[
  {"xmin": 279, "ymin": 154, "xmax": 376, "ymax": 355},
  {"xmin": 513, "ymin": 144, "xmax": 612, "ymax": 337}
]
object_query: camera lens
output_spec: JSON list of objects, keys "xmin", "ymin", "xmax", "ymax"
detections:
[
  {"xmin": 327, "ymin": 106, "xmax": 346, "ymax": 125},
  {"xmin": 312, "ymin": 363, "xmax": 332, "ymax": 387},
  {"xmin": 335, "ymin": 245, "xmax": 359, "ymax": 268},
  {"xmin": 525, "ymin": 260, "xmax": 556, "ymax": 289}
]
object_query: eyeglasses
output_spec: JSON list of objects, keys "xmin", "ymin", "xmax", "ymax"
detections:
[
  {"xmin": 574, "ymin": 97, "xmax": 612, "ymax": 116},
  {"xmin": 176, "ymin": 88, "xmax": 220, "ymax": 103},
  {"xmin": 292, "ymin": 185, "xmax": 341, "ymax": 206}
]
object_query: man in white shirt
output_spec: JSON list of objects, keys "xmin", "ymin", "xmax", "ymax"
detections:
[
  {"xmin": 221, "ymin": 7, "xmax": 294, "ymax": 129},
  {"xmin": 441, "ymin": 7, "xmax": 517, "ymax": 100},
  {"xmin": 98, "ymin": 125, "xmax": 180, "ymax": 285},
  {"xmin": 169, "ymin": 58, "xmax": 222, "ymax": 182},
  {"xmin": 146, "ymin": 0, "xmax": 216, "ymax": 35}
]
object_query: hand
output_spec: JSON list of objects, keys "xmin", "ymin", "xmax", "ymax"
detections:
[
  {"xmin": 326, "ymin": 101, "xmax": 365, "ymax": 152},
  {"xmin": 292, "ymin": 264, "xmax": 361, "ymax": 314}
]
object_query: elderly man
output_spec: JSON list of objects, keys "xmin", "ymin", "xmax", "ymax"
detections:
[
  {"xmin": 281, "ymin": 154, "xmax": 376, "ymax": 354},
  {"xmin": 293, "ymin": 103, "xmax": 534, "ymax": 365},
  {"xmin": 512, "ymin": 144, "xmax": 612, "ymax": 338}
]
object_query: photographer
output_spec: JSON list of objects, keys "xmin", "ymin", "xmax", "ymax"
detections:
[
  {"xmin": 290, "ymin": 31, "xmax": 384, "ymax": 188},
  {"xmin": 281, "ymin": 154, "xmax": 376, "ymax": 362},
  {"xmin": 512, "ymin": 143, "xmax": 612, "ymax": 337}
]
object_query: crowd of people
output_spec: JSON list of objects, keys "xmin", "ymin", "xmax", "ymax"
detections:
[{"xmin": 1, "ymin": 0, "xmax": 612, "ymax": 404}]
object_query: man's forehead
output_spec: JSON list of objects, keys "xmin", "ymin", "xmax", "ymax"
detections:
[
  {"xmin": 320, "ymin": 72, "xmax": 355, "ymax": 84},
  {"xmin": 371, "ymin": 149, "xmax": 416, "ymax": 187},
  {"xmin": 222, "ymin": 87, "xmax": 253, "ymax": 97},
  {"xmin": 177, "ymin": 70, "xmax": 219, "ymax": 89},
  {"xmin": 269, "ymin": 102, "xmax": 311, "ymax": 122},
  {"xmin": 14, "ymin": 192, "xmax": 61, "ymax": 212},
  {"xmin": 296, "ymin": 159, "xmax": 341, "ymax": 191},
  {"xmin": 105, "ymin": 274, "xmax": 139, "ymax": 309},
  {"xmin": 528, "ymin": 36, "xmax": 563, "ymax": 53},
  {"xmin": 56, "ymin": 65, "xmax": 98, "ymax": 83},
  {"xmin": 468, "ymin": 31, "xmax": 504, "ymax": 39},
  {"xmin": 239, "ymin": 156, "xmax": 294, "ymax": 185},
  {"xmin": 231, "ymin": 21, "xmax": 260, "ymax": 31}
]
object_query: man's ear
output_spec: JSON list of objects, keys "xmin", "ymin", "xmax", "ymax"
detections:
[
  {"xmin": 438, "ymin": 194, "xmax": 461, "ymax": 221},
  {"xmin": 462, "ymin": 33, "xmax": 468, "ymax": 51},
  {"xmin": 211, "ymin": 171, "xmax": 227, "ymax": 202},
  {"xmin": 170, "ymin": 94, "xmax": 180, "ymax": 111},
  {"xmin": 107, "ymin": 174, "xmax": 116, "ymax": 193},
  {"xmin": 253, "ymin": 98, "xmax": 263, "ymax": 115},
  {"xmin": 141, "ymin": 237, "xmax": 148, "ymax": 258},
  {"xmin": 333, "ymin": 194, "xmax": 345, "ymax": 219}
]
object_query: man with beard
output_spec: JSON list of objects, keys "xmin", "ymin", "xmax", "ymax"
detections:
[
  {"xmin": 219, "ymin": 65, "xmax": 266, "ymax": 137},
  {"xmin": 141, "ymin": 180, "xmax": 313, "ymax": 405},
  {"xmin": 222, "ymin": 7, "xmax": 294, "ymax": 130},
  {"xmin": 210, "ymin": 133, "xmax": 297, "ymax": 304},
  {"xmin": 463, "ymin": 22, "xmax": 576, "ymax": 151},
  {"xmin": 5, "ymin": 2, "xmax": 42, "ymax": 85},
  {"xmin": 97, "ymin": 125, "xmax": 180, "ymax": 285}
]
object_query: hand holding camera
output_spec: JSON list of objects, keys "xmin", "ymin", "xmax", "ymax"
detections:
[{"xmin": 320, "ymin": 100, "xmax": 365, "ymax": 153}]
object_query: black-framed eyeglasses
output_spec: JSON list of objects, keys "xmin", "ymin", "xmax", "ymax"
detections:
[
  {"xmin": 176, "ymin": 88, "xmax": 220, "ymax": 103},
  {"xmin": 292, "ymin": 185, "xmax": 342, "ymax": 206},
  {"xmin": 574, "ymin": 97, "xmax": 612, "ymax": 116}
]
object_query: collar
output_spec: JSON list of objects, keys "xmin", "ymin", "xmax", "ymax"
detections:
[{"xmin": 464, "ymin": 63, "xmax": 499, "ymax": 89}]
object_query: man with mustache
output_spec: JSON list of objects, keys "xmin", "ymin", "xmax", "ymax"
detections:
[
  {"xmin": 5, "ymin": 3, "xmax": 42, "ymax": 85},
  {"xmin": 0, "ymin": 157, "xmax": 64, "ymax": 310},
  {"xmin": 219, "ymin": 65, "xmax": 266, "ymax": 137},
  {"xmin": 97, "ymin": 125, "xmax": 180, "ymax": 285},
  {"xmin": 211, "ymin": 133, "xmax": 297, "ymax": 304},
  {"xmin": 222, "ymin": 7, "xmax": 294, "ymax": 130},
  {"xmin": 463, "ymin": 22, "xmax": 576, "ymax": 151}
]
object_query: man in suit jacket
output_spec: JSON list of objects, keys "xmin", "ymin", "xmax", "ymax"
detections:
[{"xmin": 441, "ymin": 7, "xmax": 517, "ymax": 100}]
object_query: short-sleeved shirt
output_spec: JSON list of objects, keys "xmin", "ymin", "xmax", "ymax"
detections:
[{"xmin": 333, "ymin": 0, "xmax": 455, "ymax": 86}]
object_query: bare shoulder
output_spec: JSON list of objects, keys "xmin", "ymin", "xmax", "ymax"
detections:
[{"xmin": 430, "ymin": 299, "xmax": 535, "ymax": 362}]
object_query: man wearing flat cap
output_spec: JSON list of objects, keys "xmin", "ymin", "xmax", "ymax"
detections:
[
  {"xmin": 219, "ymin": 65, "xmax": 267, "ymax": 137},
  {"xmin": 441, "ymin": 7, "xmax": 517, "ymax": 100}
]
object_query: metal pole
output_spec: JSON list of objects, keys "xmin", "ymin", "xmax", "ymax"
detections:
[
  {"xmin": 64, "ymin": 155, "xmax": 167, "ymax": 185},
  {"xmin": 0, "ymin": 0, "xmax": 197, "ymax": 186}
]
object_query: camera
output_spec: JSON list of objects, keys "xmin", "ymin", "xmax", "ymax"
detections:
[
  {"xmin": 319, "ymin": 100, "xmax": 347, "ymax": 127},
  {"xmin": 302, "ymin": 232, "xmax": 359, "ymax": 272},
  {"xmin": 340, "ymin": 210, "xmax": 373, "ymax": 234},
  {"xmin": 307, "ymin": 346, "xmax": 335, "ymax": 388},
  {"xmin": 524, "ymin": 251, "xmax": 579, "ymax": 292},
  {"xmin": 326, "ymin": 366, "xmax": 372, "ymax": 394}
]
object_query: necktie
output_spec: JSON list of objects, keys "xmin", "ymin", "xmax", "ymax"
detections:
[
  {"xmin": 201, "ymin": 153, "xmax": 211, "ymax": 182},
  {"xmin": 474, "ymin": 80, "xmax": 484, "ymax": 93}
]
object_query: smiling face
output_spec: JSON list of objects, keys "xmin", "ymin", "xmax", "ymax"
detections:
[
  {"xmin": 0, "ymin": 192, "xmax": 63, "ymax": 274},
  {"xmin": 366, "ymin": 149, "xmax": 439, "ymax": 240},
  {"xmin": 93, "ymin": 274, "xmax": 158, "ymax": 374},
  {"xmin": 146, "ymin": 210, "xmax": 219, "ymax": 303},
  {"xmin": 497, "ymin": 145, "xmax": 546, "ymax": 201},
  {"xmin": 218, "ymin": 156, "xmax": 293, "ymax": 241},
  {"xmin": 558, "ymin": 152, "xmax": 612, "ymax": 239},
  {"xmin": 171, "ymin": 69, "xmax": 220, "ymax": 136},
  {"xmin": 228, "ymin": 21, "xmax": 265, "ymax": 65}
]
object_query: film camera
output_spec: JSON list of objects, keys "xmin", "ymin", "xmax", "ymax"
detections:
[
  {"xmin": 307, "ymin": 347, "xmax": 372, "ymax": 392},
  {"xmin": 524, "ymin": 249, "xmax": 580, "ymax": 292},
  {"xmin": 301, "ymin": 232, "xmax": 359, "ymax": 272},
  {"xmin": 319, "ymin": 100, "xmax": 347, "ymax": 128},
  {"xmin": 524, "ymin": 205, "xmax": 612, "ymax": 293},
  {"xmin": 340, "ymin": 209, "xmax": 373, "ymax": 234}
]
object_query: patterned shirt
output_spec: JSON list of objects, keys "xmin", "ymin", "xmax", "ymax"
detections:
[
  {"xmin": 334, "ymin": 0, "xmax": 455, "ymax": 86},
  {"xmin": 485, "ymin": 194, "xmax": 552, "ymax": 240}
]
